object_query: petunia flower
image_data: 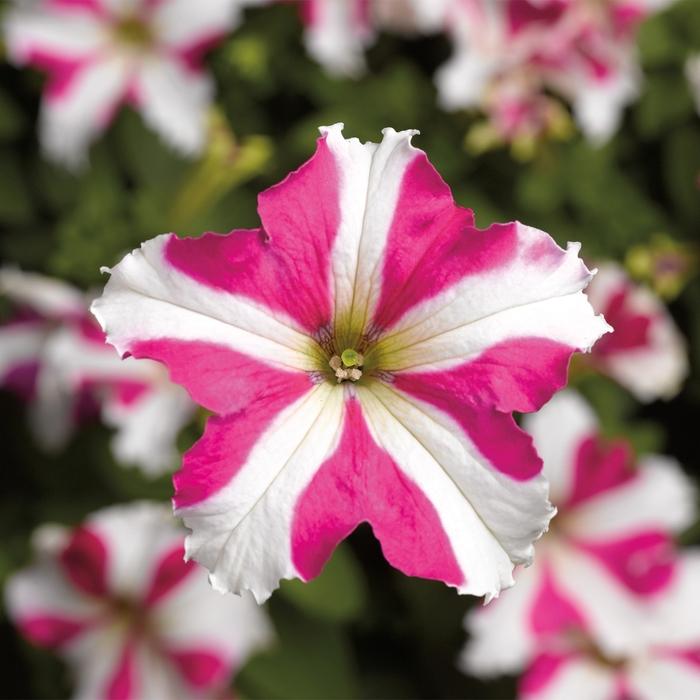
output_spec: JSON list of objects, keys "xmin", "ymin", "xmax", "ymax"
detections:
[
  {"xmin": 584, "ymin": 262, "xmax": 688, "ymax": 402},
  {"xmin": 3, "ymin": 0, "xmax": 247, "ymax": 168},
  {"xmin": 295, "ymin": 0, "xmax": 449, "ymax": 77},
  {"xmin": 461, "ymin": 390, "xmax": 695, "ymax": 677},
  {"xmin": 0, "ymin": 268, "xmax": 93, "ymax": 449},
  {"xmin": 436, "ymin": 0, "xmax": 673, "ymax": 145},
  {"xmin": 92, "ymin": 123, "xmax": 609, "ymax": 603},
  {"xmin": 0, "ymin": 268, "xmax": 195, "ymax": 474},
  {"xmin": 5, "ymin": 502, "xmax": 272, "ymax": 700},
  {"xmin": 519, "ymin": 551, "xmax": 700, "ymax": 700}
]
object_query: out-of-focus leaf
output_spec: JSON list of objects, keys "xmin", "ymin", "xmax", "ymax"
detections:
[
  {"xmin": 278, "ymin": 544, "xmax": 367, "ymax": 622},
  {"xmin": 635, "ymin": 72, "xmax": 695, "ymax": 138},
  {"xmin": 0, "ymin": 151, "xmax": 34, "ymax": 225},
  {"xmin": 236, "ymin": 600, "xmax": 360, "ymax": 700},
  {"xmin": 663, "ymin": 126, "xmax": 700, "ymax": 224},
  {"xmin": 638, "ymin": 15, "xmax": 686, "ymax": 67},
  {"xmin": 0, "ymin": 87, "xmax": 24, "ymax": 141}
]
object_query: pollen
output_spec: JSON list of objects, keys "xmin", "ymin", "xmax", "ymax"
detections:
[{"xmin": 329, "ymin": 349, "xmax": 364, "ymax": 383}]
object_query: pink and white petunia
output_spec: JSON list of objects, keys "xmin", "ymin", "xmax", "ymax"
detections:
[
  {"xmin": 296, "ymin": 0, "xmax": 452, "ymax": 76},
  {"xmin": 3, "ymin": 0, "xmax": 248, "ymax": 167},
  {"xmin": 0, "ymin": 268, "xmax": 195, "ymax": 474},
  {"xmin": 584, "ymin": 262, "xmax": 688, "ymax": 402},
  {"xmin": 92, "ymin": 123, "xmax": 609, "ymax": 602},
  {"xmin": 5, "ymin": 502, "xmax": 273, "ymax": 700},
  {"xmin": 519, "ymin": 550, "xmax": 700, "ymax": 700},
  {"xmin": 461, "ymin": 390, "xmax": 695, "ymax": 677},
  {"xmin": 436, "ymin": 0, "xmax": 673, "ymax": 145},
  {"xmin": 0, "ymin": 267, "xmax": 95, "ymax": 449}
]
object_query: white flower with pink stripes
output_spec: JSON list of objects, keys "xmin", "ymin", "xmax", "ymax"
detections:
[
  {"xmin": 585, "ymin": 263, "xmax": 688, "ymax": 402},
  {"xmin": 3, "ymin": 0, "xmax": 245, "ymax": 168},
  {"xmin": 519, "ymin": 551, "xmax": 700, "ymax": 700},
  {"xmin": 92, "ymin": 123, "xmax": 609, "ymax": 603},
  {"xmin": 462, "ymin": 391, "xmax": 695, "ymax": 678},
  {"xmin": 437, "ymin": 0, "xmax": 674, "ymax": 145},
  {"xmin": 296, "ymin": 0, "xmax": 448, "ymax": 76},
  {"xmin": 0, "ymin": 268, "xmax": 195, "ymax": 474},
  {"xmin": 5, "ymin": 502, "xmax": 272, "ymax": 700}
]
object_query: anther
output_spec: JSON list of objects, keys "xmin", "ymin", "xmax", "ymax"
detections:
[{"xmin": 329, "ymin": 352, "xmax": 363, "ymax": 383}]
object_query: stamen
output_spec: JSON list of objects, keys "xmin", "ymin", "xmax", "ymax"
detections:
[{"xmin": 329, "ymin": 351, "xmax": 364, "ymax": 383}]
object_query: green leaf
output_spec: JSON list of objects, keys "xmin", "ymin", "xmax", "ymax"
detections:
[
  {"xmin": 635, "ymin": 72, "xmax": 695, "ymax": 138},
  {"xmin": 0, "ymin": 150, "xmax": 34, "ymax": 225},
  {"xmin": 237, "ymin": 600, "xmax": 360, "ymax": 700},
  {"xmin": 278, "ymin": 544, "xmax": 367, "ymax": 622},
  {"xmin": 0, "ymin": 87, "xmax": 24, "ymax": 142},
  {"xmin": 663, "ymin": 125, "xmax": 700, "ymax": 224}
]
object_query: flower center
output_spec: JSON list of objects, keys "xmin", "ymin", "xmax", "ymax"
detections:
[
  {"xmin": 329, "ymin": 348, "xmax": 364, "ymax": 383},
  {"xmin": 113, "ymin": 16, "xmax": 154, "ymax": 50}
]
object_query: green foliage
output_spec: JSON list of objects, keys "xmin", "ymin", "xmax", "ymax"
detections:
[{"xmin": 278, "ymin": 544, "xmax": 368, "ymax": 623}]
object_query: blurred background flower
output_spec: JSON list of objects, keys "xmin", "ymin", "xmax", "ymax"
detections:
[{"xmin": 0, "ymin": 0, "xmax": 698, "ymax": 698}]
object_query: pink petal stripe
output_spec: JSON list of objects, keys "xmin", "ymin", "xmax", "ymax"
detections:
[
  {"xmin": 291, "ymin": 398, "xmax": 464, "ymax": 587},
  {"xmin": 18, "ymin": 615, "xmax": 89, "ymax": 649},
  {"xmin": 142, "ymin": 544, "xmax": 196, "ymax": 608},
  {"xmin": 25, "ymin": 51, "xmax": 92, "ymax": 101},
  {"xmin": 167, "ymin": 648, "xmax": 229, "ymax": 690},
  {"xmin": 593, "ymin": 287, "xmax": 653, "ymax": 357},
  {"xmin": 666, "ymin": 648, "xmax": 700, "ymax": 669},
  {"xmin": 507, "ymin": 0, "xmax": 569, "ymax": 36},
  {"xmin": 372, "ymin": 154, "xmax": 519, "ymax": 332},
  {"xmin": 394, "ymin": 338, "xmax": 575, "ymax": 480},
  {"xmin": 1, "ymin": 360, "xmax": 40, "ymax": 401},
  {"xmin": 59, "ymin": 526, "xmax": 109, "ymax": 598},
  {"xmin": 48, "ymin": 0, "xmax": 105, "ymax": 15},
  {"xmin": 169, "ymin": 348, "xmax": 312, "ymax": 508},
  {"xmin": 105, "ymin": 640, "xmax": 137, "ymax": 700},
  {"xmin": 129, "ymin": 339, "xmax": 311, "ymax": 417},
  {"xmin": 564, "ymin": 436, "xmax": 634, "ymax": 508},
  {"xmin": 112, "ymin": 380, "xmax": 150, "ymax": 407},
  {"xmin": 166, "ymin": 134, "xmax": 341, "ymax": 335},
  {"xmin": 520, "ymin": 651, "xmax": 578, "ymax": 696},
  {"xmin": 529, "ymin": 565, "xmax": 587, "ymax": 637},
  {"xmin": 572, "ymin": 531, "xmax": 676, "ymax": 595},
  {"xmin": 173, "ymin": 33, "xmax": 227, "ymax": 71}
]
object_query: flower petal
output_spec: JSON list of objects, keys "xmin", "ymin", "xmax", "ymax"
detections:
[
  {"xmin": 86, "ymin": 502, "xmax": 183, "ymax": 600},
  {"xmin": 135, "ymin": 56, "xmax": 213, "ymax": 156},
  {"xmin": 291, "ymin": 396, "xmax": 465, "ymax": 591},
  {"xmin": 301, "ymin": 0, "xmax": 373, "ymax": 76},
  {"xmin": 5, "ymin": 554, "xmax": 104, "ymax": 650},
  {"xmin": 586, "ymin": 263, "xmax": 688, "ymax": 402},
  {"xmin": 176, "ymin": 383, "xmax": 345, "ymax": 602},
  {"xmin": 4, "ymin": 3, "xmax": 107, "ymax": 65},
  {"xmin": 39, "ymin": 54, "xmax": 129, "ymax": 167},
  {"xmin": 376, "ymin": 226, "xmax": 609, "ymax": 371},
  {"xmin": 103, "ymin": 381, "xmax": 195, "ymax": 476},
  {"xmin": 0, "ymin": 267, "xmax": 86, "ymax": 318},
  {"xmin": 523, "ymin": 390, "xmax": 599, "ymax": 504},
  {"xmin": 153, "ymin": 0, "xmax": 240, "ymax": 53},
  {"xmin": 565, "ymin": 454, "xmax": 696, "ymax": 540},
  {"xmin": 627, "ymin": 657, "xmax": 700, "ymax": 700},
  {"xmin": 520, "ymin": 653, "xmax": 617, "ymax": 700},
  {"xmin": 92, "ymin": 234, "xmax": 317, "ymax": 373},
  {"xmin": 350, "ymin": 384, "xmax": 554, "ymax": 599},
  {"xmin": 460, "ymin": 563, "xmax": 545, "ymax": 676},
  {"xmin": 155, "ymin": 579, "xmax": 272, "ymax": 689}
]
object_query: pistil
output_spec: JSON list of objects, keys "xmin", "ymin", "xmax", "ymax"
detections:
[{"xmin": 329, "ymin": 349, "xmax": 364, "ymax": 383}]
